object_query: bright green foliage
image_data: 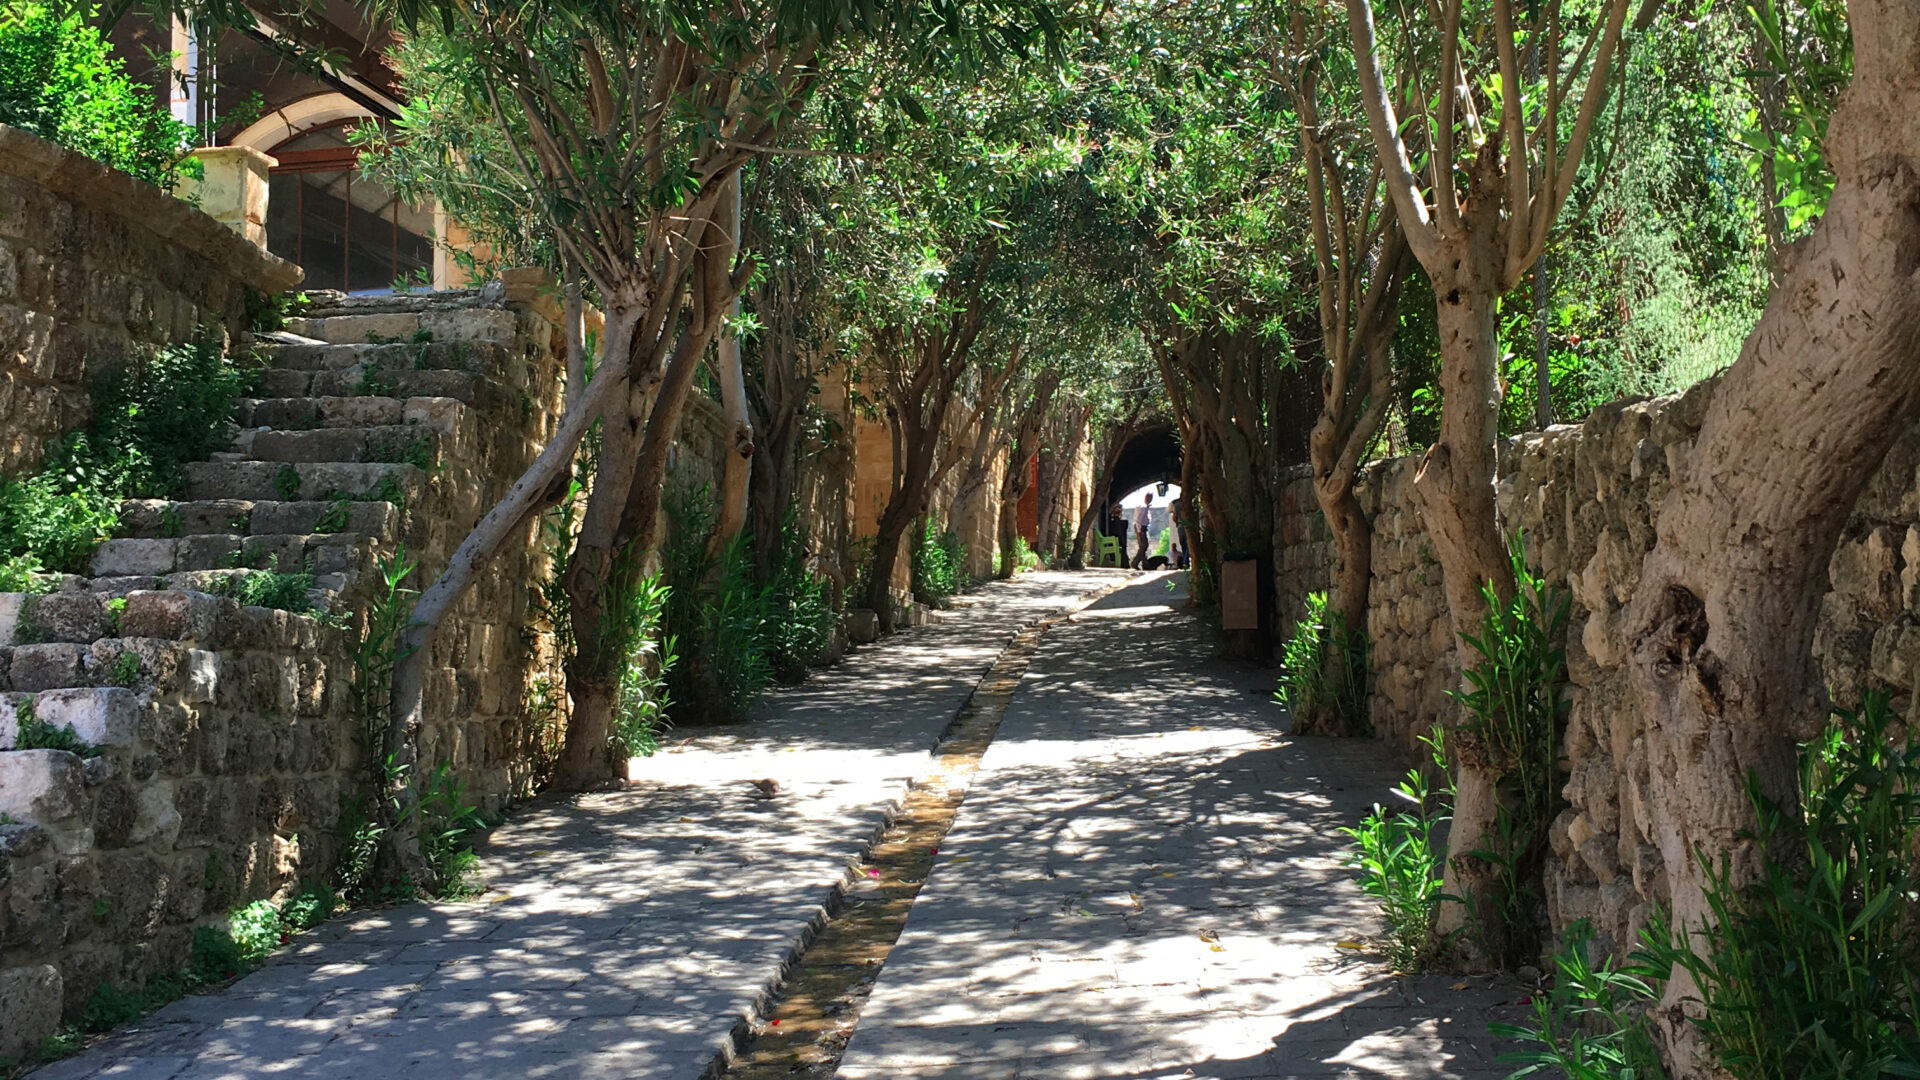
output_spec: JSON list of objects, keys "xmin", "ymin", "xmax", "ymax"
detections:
[
  {"xmin": 0, "ymin": 337, "xmax": 249, "ymax": 576},
  {"xmin": 1450, "ymin": 537, "xmax": 1570, "ymax": 966},
  {"xmin": 0, "ymin": 3, "xmax": 194, "ymax": 188},
  {"xmin": 1738, "ymin": 0, "xmax": 1851, "ymax": 232},
  {"xmin": 337, "ymin": 551, "xmax": 432, "ymax": 902},
  {"xmin": 1341, "ymin": 727, "xmax": 1450, "ymax": 972},
  {"xmin": 226, "ymin": 901, "xmax": 284, "ymax": 962},
  {"xmin": 314, "ymin": 495, "xmax": 353, "ymax": 534},
  {"xmin": 281, "ymin": 882, "xmax": 336, "ymax": 931},
  {"xmin": 104, "ymin": 650, "xmax": 140, "ymax": 688},
  {"xmin": 86, "ymin": 339, "xmax": 252, "ymax": 499},
  {"xmin": 912, "ymin": 520, "xmax": 967, "ymax": 604},
  {"xmin": 416, "ymin": 763, "xmax": 486, "ymax": 896},
  {"xmin": 1640, "ymin": 692, "xmax": 1920, "ymax": 1080},
  {"xmin": 1011, "ymin": 536, "xmax": 1041, "ymax": 571},
  {"xmin": 1492, "ymin": 11, "xmax": 1771, "ymax": 430},
  {"xmin": 334, "ymin": 795, "xmax": 386, "ymax": 905},
  {"xmin": 653, "ymin": 491, "xmax": 835, "ymax": 724},
  {"xmin": 273, "ymin": 464, "xmax": 302, "ymax": 502},
  {"xmin": 0, "ymin": 471, "xmax": 119, "ymax": 575},
  {"xmin": 1490, "ymin": 920, "xmax": 1669, "ymax": 1080},
  {"xmin": 1275, "ymin": 591, "xmax": 1369, "ymax": 735},
  {"xmin": 758, "ymin": 512, "xmax": 835, "ymax": 685},
  {"xmin": 612, "ymin": 573, "xmax": 673, "ymax": 759},
  {"xmin": 351, "ymin": 548, "xmax": 418, "ymax": 753},
  {"xmin": 1501, "ymin": 695, "xmax": 1920, "ymax": 1080},
  {"xmin": 0, "ymin": 552, "xmax": 44, "ymax": 592}
]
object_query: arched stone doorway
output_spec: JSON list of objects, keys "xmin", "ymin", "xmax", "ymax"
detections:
[{"xmin": 1090, "ymin": 424, "xmax": 1183, "ymax": 569}]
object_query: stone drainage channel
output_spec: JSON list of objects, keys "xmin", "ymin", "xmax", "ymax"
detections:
[{"xmin": 717, "ymin": 581, "xmax": 1129, "ymax": 1079}]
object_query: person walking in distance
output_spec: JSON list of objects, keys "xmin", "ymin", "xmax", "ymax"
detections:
[{"xmin": 1131, "ymin": 492, "xmax": 1154, "ymax": 569}]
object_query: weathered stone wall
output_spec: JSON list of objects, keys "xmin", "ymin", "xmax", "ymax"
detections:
[
  {"xmin": 0, "ymin": 125, "xmax": 301, "ymax": 476},
  {"xmin": 1275, "ymin": 375, "xmax": 1920, "ymax": 960},
  {"xmin": 1275, "ymin": 458, "xmax": 1458, "ymax": 756},
  {"xmin": 0, "ymin": 591, "xmax": 358, "ymax": 1033}
]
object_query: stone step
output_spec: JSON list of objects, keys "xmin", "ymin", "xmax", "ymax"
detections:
[
  {"xmin": 182, "ymin": 460, "xmax": 426, "ymax": 503},
  {"xmin": 236, "ymin": 395, "xmax": 468, "ymax": 435},
  {"xmin": 257, "ymin": 367, "xmax": 503, "ymax": 407},
  {"xmin": 300, "ymin": 287, "xmax": 489, "ymax": 318},
  {"xmin": 254, "ymin": 340, "xmax": 509, "ymax": 374},
  {"xmin": 229, "ymin": 424, "xmax": 443, "ymax": 467},
  {"xmin": 1, "ymin": 636, "xmax": 189, "ymax": 694},
  {"xmin": 89, "ymin": 532, "xmax": 376, "ymax": 578},
  {"xmin": 162, "ymin": 569, "xmax": 344, "ymax": 610},
  {"xmin": 115, "ymin": 498, "xmax": 400, "ymax": 542},
  {"xmin": 286, "ymin": 307, "xmax": 518, "ymax": 346}
]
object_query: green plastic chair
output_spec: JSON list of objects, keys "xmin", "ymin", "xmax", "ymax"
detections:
[{"xmin": 1098, "ymin": 534, "xmax": 1123, "ymax": 567}]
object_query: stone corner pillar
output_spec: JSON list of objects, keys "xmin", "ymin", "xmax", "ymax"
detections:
[{"xmin": 177, "ymin": 145, "xmax": 277, "ymax": 247}]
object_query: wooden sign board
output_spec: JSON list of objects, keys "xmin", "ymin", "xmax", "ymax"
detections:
[{"xmin": 1221, "ymin": 559, "xmax": 1260, "ymax": 630}]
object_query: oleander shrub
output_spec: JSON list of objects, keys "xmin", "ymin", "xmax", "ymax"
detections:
[
  {"xmin": 1341, "ymin": 727, "xmax": 1450, "ymax": 971},
  {"xmin": 758, "ymin": 510, "xmax": 835, "ymax": 683},
  {"xmin": 911, "ymin": 519, "xmax": 966, "ymax": 604},
  {"xmin": 1275, "ymin": 590, "xmax": 1369, "ymax": 736},
  {"xmin": 1496, "ymin": 694, "xmax": 1920, "ymax": 1080},
  {"xmin": 661, "ymin": 484, "xmax": 772, "ymax": 724}
]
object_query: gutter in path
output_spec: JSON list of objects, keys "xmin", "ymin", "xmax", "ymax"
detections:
[{"xmin": 712, "ymin": 576, "xmax": 1132, "ymax": 1079}]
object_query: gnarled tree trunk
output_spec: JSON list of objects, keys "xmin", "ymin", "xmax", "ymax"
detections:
[
  {"xmin": 1411, "ymin": 222, "xmax": 1518, "ymax": 929},
  {"xmin": 1625, "ymin": 7, "xmax": 1920, "ymax": 1070},
  {"xmin": 558, "ymin": 200, "xmax": 742, "ymax": 789},
  {"xmin": 1036, "ymin": 399, "xmax": 1092, "ymax": 562},
  {"xmin": 708, "ymin": 180, "xmax": 754, "ymax": 557}
]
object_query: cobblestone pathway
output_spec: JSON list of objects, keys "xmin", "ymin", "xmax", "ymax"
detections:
[
  {"xmin": 34, "ymin": 571, "xmax": 1121, "ymax": 1080},
  {"xmin": 832, "ymin": 575, "xmax": 1525, "ymax": 1080}
]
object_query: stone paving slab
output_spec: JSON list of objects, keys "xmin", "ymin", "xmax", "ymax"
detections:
[
  {"xmin": 33, "ymin": 570, "xmax": 1123, "ymax": 1080},
  {"xmin": 833, "ymin": 576, "xmax": 1529, "ymax": 1080}
]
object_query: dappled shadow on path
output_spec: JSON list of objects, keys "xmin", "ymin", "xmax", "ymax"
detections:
[
  {"xmin": 33, "ymin": 571, "xmax": 1124, "ymax": 1080},
  {"xmin": 835, "ymin": 576, "xmax": 1526, "ymax": 1080}
]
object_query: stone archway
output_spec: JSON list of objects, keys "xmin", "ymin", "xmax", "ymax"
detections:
[{"xmin": 1098, "ymin": 424, "xmax": 1183, "ymax": 568}]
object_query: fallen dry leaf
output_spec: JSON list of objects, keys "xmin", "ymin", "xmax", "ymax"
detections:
[{"xmin": 1335, "ymin": 940, "xmax": 1367, "ymax": 951}]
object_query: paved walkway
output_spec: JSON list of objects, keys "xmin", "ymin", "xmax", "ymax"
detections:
[
  {"xmin": 35, "ymin": 571, "xmax": 1122, "ymax": 1080},
  {"xmin": 834, "ymin": 575, "xmax": 1524, "ymax": 1080}
]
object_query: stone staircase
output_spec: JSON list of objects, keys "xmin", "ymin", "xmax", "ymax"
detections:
[
  {"xmin": 78, "ymin": 288, "xmax": 532, "ymax": 613},
  {"xmin": 0, "ymin": 277, "xmax": 586, "ymax": 1048}
]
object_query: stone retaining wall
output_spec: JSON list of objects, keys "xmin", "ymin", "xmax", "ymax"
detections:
[
  {"xmin": 0, "ymin": 267, "xmax": 763, "ymax": 1051},
  {"xmin": 0, "ymin": 124, "xmax": 302, "ymax": 476},
  {"xmin": 1275, "ymin": 375, "xmax": 1920, "ymax": 960},
  {"xmin": 0, "ymin": 591, "xmax": 357, "ymax": 1031}
]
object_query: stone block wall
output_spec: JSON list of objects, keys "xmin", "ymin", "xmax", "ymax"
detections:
[
  {"xmin": 0, "ymin": 125, "xmax": 301, "ymax": 476},
  {"xmin": 0, "ymin": 590, "xmax": 358, "ymax": 1030},
  {"xmin": 1275, "ymin": 375, "xmax": 1920, "ymax": 960},
  {"xmin": 1274, "ymin": 458, "xmax": 1458, "ymax": 757}
]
